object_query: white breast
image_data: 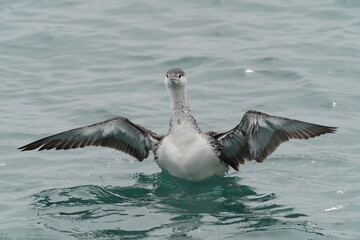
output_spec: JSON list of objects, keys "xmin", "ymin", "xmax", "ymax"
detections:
[{"xmin": 155, "ymin": 123, "xmax": 228, "ymax": 181}]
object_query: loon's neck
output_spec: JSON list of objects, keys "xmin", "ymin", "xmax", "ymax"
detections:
[{"xmin": 167, "ymin": 84, "xmax": 200, "ymax": 132}]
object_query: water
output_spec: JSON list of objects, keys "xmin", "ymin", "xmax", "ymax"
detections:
[{"xmin": 1, "ymin": 0, "xmax": 359, "ymax": 239}]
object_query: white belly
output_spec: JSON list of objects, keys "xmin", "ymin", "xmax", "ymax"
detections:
[{"xmin": 155, "ymin": 129, "xmax": 228, "ymax": 181}]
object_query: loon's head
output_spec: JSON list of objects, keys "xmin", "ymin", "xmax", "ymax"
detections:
[{"xmin": 165, "ymin": 67, "xmax": 187, "ymax": 90}]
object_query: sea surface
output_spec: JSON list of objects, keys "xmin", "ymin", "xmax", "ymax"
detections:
[{"xmin": 1, "ymin": 0, "xmax": 359, "ymax": 239}]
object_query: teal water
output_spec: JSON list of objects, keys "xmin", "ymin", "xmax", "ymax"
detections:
[{"xmin": 1, "ymin": 0, "xmax": 359, "ymax": 239}]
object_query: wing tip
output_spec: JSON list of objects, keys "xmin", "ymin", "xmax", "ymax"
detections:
[
  {"xmin": 327, "ymin": 126, "xmax": 338, "ymax": 133},
  {"xmin": 313, "ymin": 125, "xmax": 337, "ymax": 137},
  {"xmin": 18, "ymin": 147, "xmax": 26, "ymax": 151},
  {"xmin": 18, "ymin": 145, "xmax": 35, "ymax": 151}
]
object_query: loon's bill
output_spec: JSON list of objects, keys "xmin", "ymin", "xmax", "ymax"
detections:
[{"xmin": 19, "ymin": 68, "xmax": 337, "ymax": 181}]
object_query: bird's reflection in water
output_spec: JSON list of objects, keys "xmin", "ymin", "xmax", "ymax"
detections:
[{"xmin": 33, "ymin": 172, "xmax": 327, "ymax": 239}]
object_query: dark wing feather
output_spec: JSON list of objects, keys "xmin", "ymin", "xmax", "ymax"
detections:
[
  {"xmin": 213, "ymin": 110, "xmax": 337, "ymax": 170},
  {"xmin": 19, "ymin": 116, "xmax": 162, "ymax": 161}
]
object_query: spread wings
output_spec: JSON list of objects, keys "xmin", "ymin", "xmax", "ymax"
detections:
[
  {"xmin": 212, "ymin": 110, "xmax": 337, "ymax": 171},
  {"xmin": 19, "ymin": 116, "xmax": 162, "ymax": 161}
]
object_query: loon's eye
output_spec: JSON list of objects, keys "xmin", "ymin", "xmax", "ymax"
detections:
[
  {"xmin": 178, "ymin": 74, "xmax": 182, "ymax": 78},
  {"xmin": 166, "ymin": 74, "xmax": 169, "ymax": 78}
]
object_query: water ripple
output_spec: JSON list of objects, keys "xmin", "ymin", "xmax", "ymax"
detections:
[{"xmin": 33, "ymin": 173, "xmax": 323, "ymax": 239}]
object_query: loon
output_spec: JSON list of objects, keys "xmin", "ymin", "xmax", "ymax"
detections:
[{"xmin": 19, "ymin": 68, "xmax": 337, "ymax": 181}]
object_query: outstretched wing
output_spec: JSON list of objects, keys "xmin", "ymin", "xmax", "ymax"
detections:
[
  {"xmin": 212, "ymin": 110, "xmax": 337, "ymax": 170},
  {"xmin": 19, "ymin": 116, "xmax": 162, "ymax": 161}
]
